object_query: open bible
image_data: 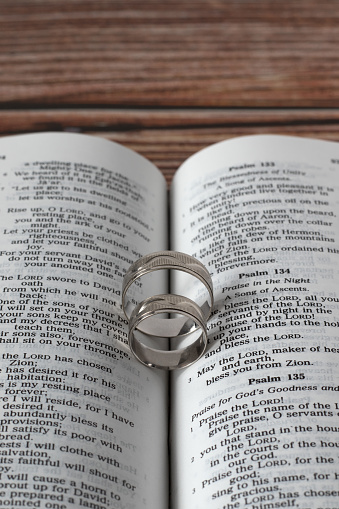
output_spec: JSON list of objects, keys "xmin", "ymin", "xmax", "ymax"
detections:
[{"xmin": 0, "ymin": 132, "xmax": 338, "ymax": 508}]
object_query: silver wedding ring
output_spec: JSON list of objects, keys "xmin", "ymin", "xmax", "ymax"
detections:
[
  {"xmin": 128, "ymin": 294, "xmax": 208, "ymax": 370},
  {"xmin": 121, "ymin": 251, "xmax": 213, "ymax": 370},
  {"xmin": 122, "ymin": 251, "xmax": 213, "ymax": 337}
]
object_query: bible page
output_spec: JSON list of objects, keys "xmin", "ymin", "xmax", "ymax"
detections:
[
  {"xmin": 0, "ymin": 133, "xmax": 169, "ymax": 508},
  {"xmin": 170, "ymin": 135, "xmax": 339, "ymax": 509}
]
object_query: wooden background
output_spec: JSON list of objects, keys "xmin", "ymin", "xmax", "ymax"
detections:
[{"xmin": 1, "ymin": 0, "xmax": 339, "ymax": 184}]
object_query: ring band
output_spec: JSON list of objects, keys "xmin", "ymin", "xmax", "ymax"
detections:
[
  {"xmin": 122, "ymin": 251, "xmax": 213, "ymax": 337},
  {"xmin": 128, "ymin": 294, "xmax": 208, "ymax": 370}
]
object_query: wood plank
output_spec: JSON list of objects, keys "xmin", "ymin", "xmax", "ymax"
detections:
[
  {"xmin": 1, "ymin": 1, "xmax": 339, "ymax": 107},
  {"xmin": 1, "ymin": 108, "xmax": 339, "ymax": 184}
]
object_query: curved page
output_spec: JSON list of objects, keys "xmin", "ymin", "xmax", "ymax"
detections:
[
  {"xmin": 0, "ymin": 133, "xmax": 168, "ymax": 508},
  {"xmin": 170, "ymin": 135, "xmax": 339, "ymax": 509}
]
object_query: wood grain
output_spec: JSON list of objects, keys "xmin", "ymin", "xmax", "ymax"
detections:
[
  {"xmin": 1, "ymin": 0, "xmax": 339, "ymax": 107},
  {"xmin": 1, "ymin": 1, "xmax": 339, "ymax": 184}
]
